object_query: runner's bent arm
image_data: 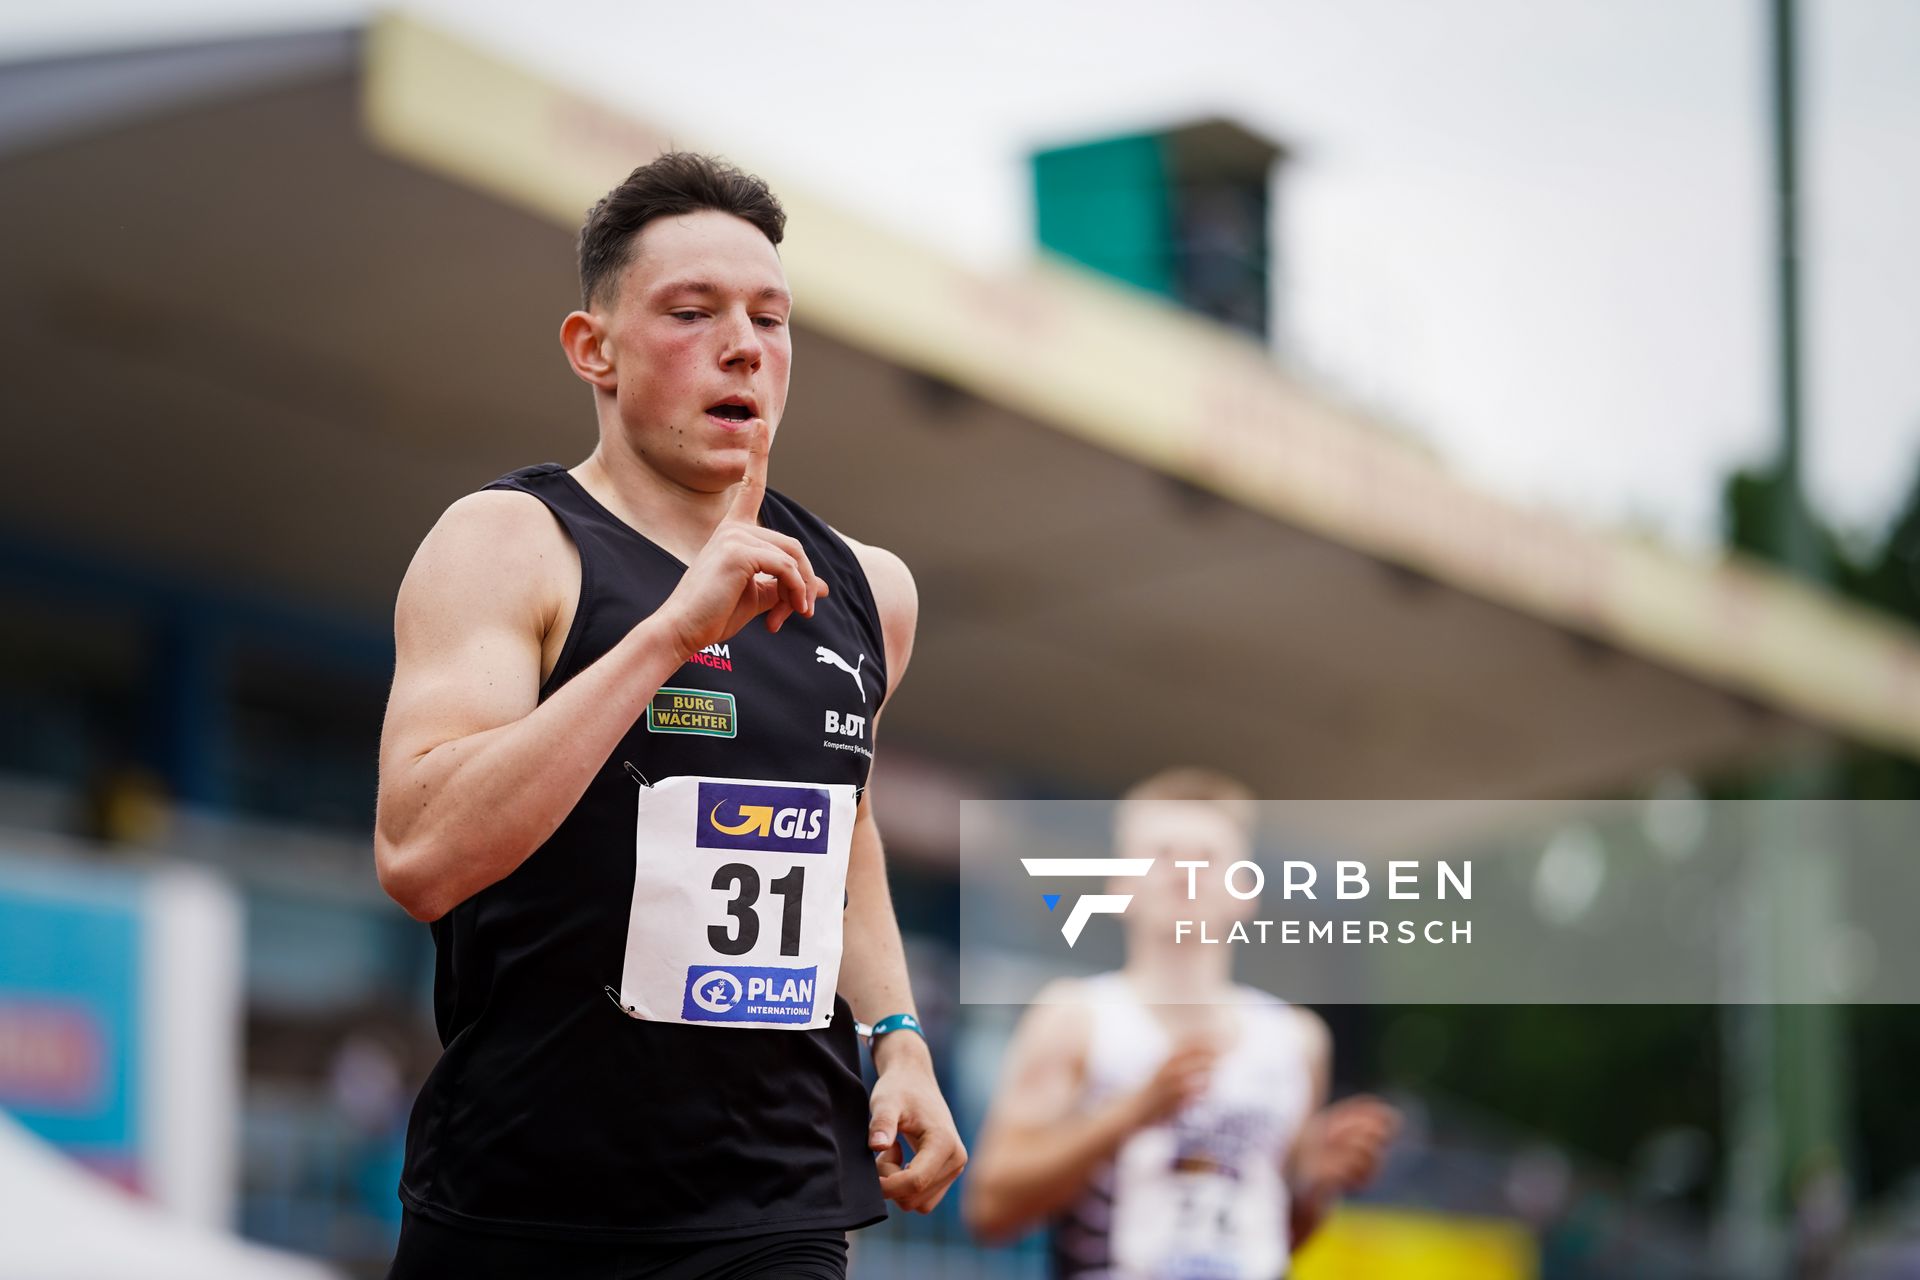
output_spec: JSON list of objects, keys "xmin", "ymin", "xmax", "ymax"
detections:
[
  {"xmin": 841, "ymin": 787, "xmax": 919, "ymax": 1051},
  {"xmin": 835, "ymin": 539, "xmax": 920, "ymax": 1048},
  {"xmin": 1283, "ymin": 1011, "xmax": 1397, "ymax": 1249},
  {"xmin": 963, "ymin": 992, "xmax": 1103, "ymax": 1242},
  {"xmin": 375, "ymin": 491, "xmax": 681, "ymax": 921},
  {"xmin": 1284, "ymin": 1011, "xmax": 1335, "ymax": 1247},
  {"xmin": 376, "ymin": 424, "xmax": 823, "ymax": 922},
  {"xmin": 967, "ymin": 990, "xmax": 1221, "ymax": 1242},
  {"xmin": 836, "ymin": 540, "xmax": 968, "ymax": 1214},
  {"xmin": 968, "ymin": 986, "xmax": 1200, "ymax": 1242},
  {"xmin": 845, "ymin": 775, "xmax": 968, "ymax": 1215}
]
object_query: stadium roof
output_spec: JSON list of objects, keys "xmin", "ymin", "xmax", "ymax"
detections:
[{"xmin": 4, "ymin": 14, "xmax": 1917, "ymax": 800}]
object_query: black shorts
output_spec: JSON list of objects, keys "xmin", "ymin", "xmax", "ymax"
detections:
[{"xmin": 385, "ymin": 1211, "xmax": 849, "ymax": 1280}]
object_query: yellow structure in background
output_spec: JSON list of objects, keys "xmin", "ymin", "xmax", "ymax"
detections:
[{"xmin": 1294, "ymin": 1207, "xmax": 1537, "ymax": 1280}]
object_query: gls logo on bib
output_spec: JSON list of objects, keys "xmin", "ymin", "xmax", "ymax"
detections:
[{"xmin": 696, "ymin": 782, "xmax": 831, "ymax": 855}]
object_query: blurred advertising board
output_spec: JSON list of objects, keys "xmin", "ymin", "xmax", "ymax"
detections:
[
  {"xmin": 1294, "ymin": 1206, "xmax": 1536, "ymax": 1279},
  {"xmin": 0, "ymin": 844, "xmax": 242, "ymax": 1228}
]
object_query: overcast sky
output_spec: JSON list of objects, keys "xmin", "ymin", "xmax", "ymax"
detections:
[{"xmin": 7, "ymin": 0, "xmax": 1917, "ymax": 552}]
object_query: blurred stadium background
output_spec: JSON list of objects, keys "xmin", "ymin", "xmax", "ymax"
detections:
[{"xmin": 2, "ymin": 7, "xmax": 1918, "ymax": 1278}]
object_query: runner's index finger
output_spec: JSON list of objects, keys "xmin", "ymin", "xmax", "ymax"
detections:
[{"xmin": 725, "ymin": 418, "xmax": 769, "ymax": 524}]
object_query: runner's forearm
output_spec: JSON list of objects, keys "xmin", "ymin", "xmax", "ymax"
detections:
[
  {"xmin": 376, "ymin": 615, "xmax": 688, "ymax": 920},
  {"xmin": 967, "ymin": 1094, "xmax": 1147, "ymax": 1241},
  {"xmin": 838, "ymin": 811, "xmax": 919, "ymax": 1035}
]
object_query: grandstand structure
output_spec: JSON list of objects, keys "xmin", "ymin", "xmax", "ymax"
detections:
[{"xmin": 6, "ymin": 17, "xmax": 1919, "ymax": 828}]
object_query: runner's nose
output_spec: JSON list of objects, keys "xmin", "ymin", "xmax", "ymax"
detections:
[{"xmin": 718, "ymin": 307, "xmax": 763, "ymax": 372}]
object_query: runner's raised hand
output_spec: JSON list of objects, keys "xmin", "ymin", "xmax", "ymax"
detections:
[{"xmin": 653, "ymin": 419, "xmax": 829, "ymax": 656}]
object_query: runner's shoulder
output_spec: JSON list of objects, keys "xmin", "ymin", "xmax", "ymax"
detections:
[
  {"xmin": 1018, "ymin": 977, "xmax": 1098, "ymax": 1048},
  {"xmin": 835, "ymin": 533, "xmax": 915, "ymax": 615},
  {"xmin": 833, "ymin": 532, "xmax": 917, "ymax": 676},
  {"xmin": 398, "ymin": 489, "xmax": 573, "ymax": 623},
  {"xmin": 1285, "ymin": 1004, "xmax": 1332, "ymax": 1059}
]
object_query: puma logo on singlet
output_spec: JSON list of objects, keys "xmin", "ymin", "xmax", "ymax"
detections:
[{"xmin": 814, "ymin": 646, "xmax": 869, "ymax": 704}]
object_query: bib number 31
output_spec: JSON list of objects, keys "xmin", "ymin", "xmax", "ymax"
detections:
[{"xmin": 709, "ymin": 863, "xmax": 805, "ymax": 956}]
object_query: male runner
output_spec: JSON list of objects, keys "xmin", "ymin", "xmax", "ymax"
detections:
[
  {"xmin": 374, "ymin": 152, "xmax": 964, "ymax": 1278},
  {"xmin": 964, "ymin": 769, "xmax": 1397, "ymax": 1279}
]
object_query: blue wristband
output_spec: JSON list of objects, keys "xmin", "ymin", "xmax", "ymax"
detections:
[{"xmin": 857, "ymin": 1012, "xmax": 925, "ymax": 1044}]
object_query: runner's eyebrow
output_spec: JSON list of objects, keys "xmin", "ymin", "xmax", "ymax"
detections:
[{"xmin": 652, "ymin": 279, "xmax": 791, "ymax": 305}]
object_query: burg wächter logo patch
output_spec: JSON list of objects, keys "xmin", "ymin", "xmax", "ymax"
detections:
[{"xmin": 646, "ymin": 687, "xmax": 737, "ymax": 737}]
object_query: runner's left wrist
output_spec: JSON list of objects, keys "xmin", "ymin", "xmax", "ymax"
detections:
[
  {"xmin": 865, "ymin": 1014, "xmax": 932, "ymax": 1071},
  {"xmin": 874, "ymin": 1033, "xmax": 933, "ymax": 1074}
]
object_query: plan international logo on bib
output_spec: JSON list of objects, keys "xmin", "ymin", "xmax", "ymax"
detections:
[
  {"xmin": 697, "ymin": 782, "xmax": 831, "ymax": 854},
  {"xmin": 681, "ymin": 964, "xmax": 820, "ymax": 1024}
]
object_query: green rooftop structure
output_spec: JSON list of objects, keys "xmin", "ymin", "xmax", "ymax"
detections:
[{"xmin": 1031, "ymin": 117, "xmax": 1287, "ymax": 342}]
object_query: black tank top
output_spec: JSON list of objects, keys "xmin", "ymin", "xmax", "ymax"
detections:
[{"xmin": 398, "ymin": 463, "xmax": 890, "ymax": 1241}]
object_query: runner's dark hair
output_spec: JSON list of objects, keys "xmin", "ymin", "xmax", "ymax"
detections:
[{"xmin": 579, "ymin": 151, "xmax": 786, "ymax": 307}]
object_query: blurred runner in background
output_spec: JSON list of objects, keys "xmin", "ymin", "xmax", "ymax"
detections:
[{"xmin": 964, "ymin": 768, "xmax": 1398, "ymax": 1279}]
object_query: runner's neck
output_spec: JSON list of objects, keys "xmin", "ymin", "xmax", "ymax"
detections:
[
  {"xmin": 575, "ymin": 442, "xmax": 743, "ymax": 563},
  {"xmin": 1121, "ymin": 935, "xmax": 1235, "ymax": 1005}
]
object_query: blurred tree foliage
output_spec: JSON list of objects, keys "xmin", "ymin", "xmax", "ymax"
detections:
[
  {"xmin": 1361, "ymin": 456, "xmax": 1920, "ymax": 1207},
  {"xmin": 1722, "ymin": 458, "xmax": 1920, "ymax": 1200},
  {"xmin": 1722, "ymin": 459, "xmax": 1920, "ymax": 795}
]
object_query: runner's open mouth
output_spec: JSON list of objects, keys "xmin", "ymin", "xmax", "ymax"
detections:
[{"xmin": 707, "ymin": 403, "xmax": 754, "ymax": 421}]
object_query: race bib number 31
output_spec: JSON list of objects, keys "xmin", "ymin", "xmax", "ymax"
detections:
[{"xmin": 616, "ymin": 774, "xmax": 856, "ymax": 1031}]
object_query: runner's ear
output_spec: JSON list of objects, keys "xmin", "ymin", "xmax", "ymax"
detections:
[{"xmin": 558, "ymin": 310, "xmax": 616, "ymax": 391}]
